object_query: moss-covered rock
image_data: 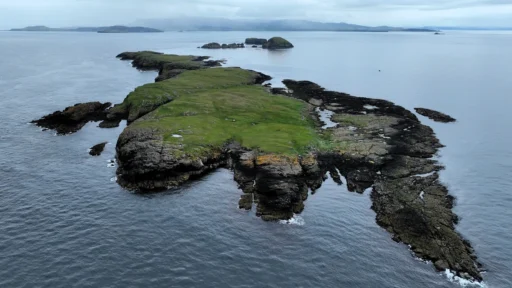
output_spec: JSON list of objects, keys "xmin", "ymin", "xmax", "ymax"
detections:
[{"xmin": 262, "ymin": 37, "xmax": 294, "ymax": 49}]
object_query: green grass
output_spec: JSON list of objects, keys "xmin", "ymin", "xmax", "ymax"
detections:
[
  {"xmin": 120, "ymin": 51, "xmax": 200, "ymax": 67},
  {"xmin": 111, "ymin": 67, "xmax": 260, "ymax": 121},
  {"xmin": 125, "ymin": 68, "xmax": 334, "ymax": 157}
]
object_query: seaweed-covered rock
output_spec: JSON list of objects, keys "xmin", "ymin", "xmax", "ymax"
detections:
[
  {"xmin": 32, "ymin": 102, "xmax": 111, "ymax": 134},
  {"xmin": 245, "ymin": 38, "xmax": 268, "ymax": 45},
  {"xmin": 415, "ymin": 108, "xmax": 456, "ymax": 123},
  {"xmin": 262, "ymin": 37, "xmax": 294, "ymax": 49},
  {"xmin": 89, "ymin": 142, "xmax": 108, "ymax": 156}
]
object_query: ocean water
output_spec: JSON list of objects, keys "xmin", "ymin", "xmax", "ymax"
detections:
[{"xmin": 0, "ymin": 31, "xmax": 511, "ymax": 288}]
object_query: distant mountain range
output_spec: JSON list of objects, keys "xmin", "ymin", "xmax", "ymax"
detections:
[
  {"xmin": 10, "ymin": 25, "xmax": 163, "ymax": 33},
  {"xmin": 134, "ymin": 18, "xmax": 436, "ymax": 32}
]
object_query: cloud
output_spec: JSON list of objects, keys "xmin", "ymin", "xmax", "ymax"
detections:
[{"xmin": 1, "ymin": 0, "xmax": 512, "ymax": 29}]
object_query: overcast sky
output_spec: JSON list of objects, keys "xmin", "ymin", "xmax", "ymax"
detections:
[{"xmin": 1, "ymin": 0, "xmax": 512, "ymax": 29}]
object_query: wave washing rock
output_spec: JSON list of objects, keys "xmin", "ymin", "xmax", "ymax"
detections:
[
  {"xmin": 262, "ymin": 37, "xmax": 294, "ymax": 49},
  {"xmin": 35, "ymin": 51, "xmax": 482, "ymax": 282},
  {"xmin": 245, "ymin": 38, "xmax": 268, "ymax": 45},
  {"xmin": 415, "ymin": 107, "xmax": 456, "ymax": 123},
  {"xmin": 32, "ymin": 102, "xmax": 111, "ymax": 134}
]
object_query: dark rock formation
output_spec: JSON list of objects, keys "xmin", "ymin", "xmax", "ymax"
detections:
[
  {"xmin": 245, "ymin": 38, "xmax": 268, "ymax": 45},
  {"xmin": 98, "ymin": 119, "xmax": 122, "ymax": 128},
  {"xmin": 262, "ymin": 37, "xmax": 294, "ymax": 49},
  {"xmin": 252, "ymin": 45, "xmax": 258, "ymax": 48},
  {"xmin": 202, "ymin": 43, "xmax": 245, "ymax": 49},
  {"xmin": 415, "ymin": 108, "xmax": 456, "ymax": 123},
  {"xmin": 201, "ymin": 42, "xmax": 221, "ymax": 49},
  {"xmin": 89, "ymin": 142, "xmax": 108, "ymax": 156},
  {"xmin": 282, "ymin": 80, "xmax": 481, "ymax": 281},
  {"xmin": 32, "ymin": 102, "xmax": 111, "ymax": 134}
]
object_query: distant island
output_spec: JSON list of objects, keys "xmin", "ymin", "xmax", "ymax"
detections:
[
  {"xmin": 10, "ymin": 20, "xmax": 438, "ymax": 33},
  {"xmin": 133, "ymin": 18, "xmax": 437, "ymax": 32},
  {"xmin": 10, "ymin": 25, "xmax": 163, "ymax": 33}
]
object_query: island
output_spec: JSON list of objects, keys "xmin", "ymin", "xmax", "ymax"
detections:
[
  {"xmin": 32, "ymin": 51, "xmax": 483, "ymax": 282},
  {"xmin": 262, "ymin": 37, "xmax": 294, "ymax": 49},
  {"xmin": 11, "ymin": 25, "xmax": 163, "ymax": 33},
  {"xmin": 97, "ymin": 26, "xmax": 163, "ymax": 33}
]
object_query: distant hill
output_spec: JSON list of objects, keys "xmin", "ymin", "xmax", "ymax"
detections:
[
  {"xmin": 134, "ymin": 18, "xmax": 436, "ymax": 32},
  {"xmin": 11, "ymin": 25, "xmax": 163, "ymax": 33}
]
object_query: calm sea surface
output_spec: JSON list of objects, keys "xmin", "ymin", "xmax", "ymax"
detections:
[{"xmin": 0, "ymin": 31, "xmax": 511, "ymax": 288}]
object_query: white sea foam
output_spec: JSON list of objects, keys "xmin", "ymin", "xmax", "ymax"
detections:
[
  {"xmin": 364, "ymin": 104, "xmax": 379, "ymax": 110},
  {"xmin": 413, "ymin": 171, "xmax": 437, "ymax": 178},
  {"xmin": 316, "ymin": 107, "xmax": 337, "ymax": 129},
  {"xmin": 279, "ymin": 215, "xmax": 305, "ymax": 226},
  {"xmin": 107, "ymin": 163, "xmax": 115, "ymax": 168},
  {"xmin": 443, "ymin": 270, "xmax": 487, "ymax": 288},
  {"xmin": 110, "ymin": 177, "xmax": 117, "ymax": 182}
]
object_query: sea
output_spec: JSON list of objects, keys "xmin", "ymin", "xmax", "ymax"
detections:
[{"xmin": 0, "ymin": 30, "xmax": 511, "ymax": 288}]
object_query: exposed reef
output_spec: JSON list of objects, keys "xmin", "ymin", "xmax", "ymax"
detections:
[
  {"xmin": 32, "ymin": 102, "xmax": 111, "ymax": 134},
  {"xmin": 89, "ymin": 142, "xmax": 108, "ymax": 156},
  {"xmin": 201, "ymin": 42, "xmax": 245, "ymax": 49},
  {"xmin": 245, "ymin": 38, "xmax": 268, "ymax": 45},
  {"xmin": 415, "ymin": 108, "xmax": 456, "ymax": 123},
  {"xmin": 34, "ymin": 51, "xmax": 481, "ymax": 282}
]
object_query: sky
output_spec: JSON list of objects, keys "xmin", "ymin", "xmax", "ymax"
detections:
[{"xmin": 1, "ymin": 0, "xmax": 512, "ymax": 29}]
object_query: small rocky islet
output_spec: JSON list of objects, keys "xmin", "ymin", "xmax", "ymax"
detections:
[
  {"xmin": 89, "ymin": 142, "xmax": 108, "ymax": 156},
  {"xmin": 32, "ymin": 51, "xmax": 482, "ymax": 282},
  {"xmin": 200, "ymin": 37, "xmax": 294, "ymax": 49}
]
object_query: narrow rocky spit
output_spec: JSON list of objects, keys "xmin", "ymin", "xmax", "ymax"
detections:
[
  {"xmin": 415, "ymin": 107, "xmax": 457, "ymax": 123},
  {"xmin": 32, "ymin": 51, "xmax": 482, "ymax": 282}
]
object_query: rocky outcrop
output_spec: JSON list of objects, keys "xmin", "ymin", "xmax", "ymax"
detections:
[
  {"xmin": 415, "ymin": 108, "xmax": 456, "ymax": 123},
  {"xmin": 245, "ymin": 38, "xmax": 268, "ymax": 45},
  {"xmin": 32, "ymin": 102, "xmax": 111, "ymax": 134},
  {"xmin": 89, "ymin": 142, "xmax": 108, "ymax": 156},
  {"xmin": 281, "ymin": 80, "xmax": 482, "ymax": 281},
  {"xmin": 201, "ymin": 42, "xmax": 221, "ymax": 49},
  {"xmin": 201, "ymin": 43, "xmax": 245, "ymax": 49},
  {"xmin": 262, "ymin": 37, "xmax": 294, "ymax": 49}
]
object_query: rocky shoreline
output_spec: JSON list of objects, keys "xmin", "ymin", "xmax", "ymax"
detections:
[{"xmin": 32, "ymin": 51, "xmax": 482, "ymax": 282}]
